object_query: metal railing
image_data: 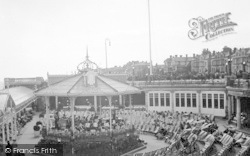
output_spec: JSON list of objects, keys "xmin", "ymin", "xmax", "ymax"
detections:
[
  {"xmin": 127, "ymin": 79, "xmax": 226, "ymax": 87},
  {"xmin": 227, "ymin": 79, "xmax": 250, "ymax": 89}
]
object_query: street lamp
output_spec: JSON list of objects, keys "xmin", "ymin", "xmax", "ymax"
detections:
[
  {"xmin": 227, "ymin": 58, "xmax": 232, "ymax": 75},
  {"xmin": 243, "ymin": 61, "xmax": 246, "ymax": 72},
  {"xmin": 105, "ymin": 39, "xmax": 111, "ymax": 70}
]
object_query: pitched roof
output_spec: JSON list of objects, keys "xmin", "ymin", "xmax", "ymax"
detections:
[
  {"xmin": 0, "ymin": 86, "xmax": 36, "ymax": 109},
  {"xmin": 36, "ymin": 72, "xmax": 141, "ymax": 97}
]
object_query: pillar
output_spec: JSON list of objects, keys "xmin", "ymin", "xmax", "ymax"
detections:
[
  {"xmin": 94, "ymin": 96, "xmax": 97, "ymax": 112},
  {"xmin": 145, "ymin": 92, "xmax": 148, "ymax": 111},
  {"xmin": 197, "ymin": 91, "xmax": 201, "ymax": 114},
  {"xmin": 119, "ymin": 95, "xmax": 122, "ymax": 106},
  {"xmin": 170, "ymin": 91, "xmax": 174, "ymax": 113},
  {"xmin": 99, "ymin": 96, "xmax": 102, "ymax": 115},
  {"xmin": 129, "ymin": 94, "xmax": 132, "ymax": 107},
  {"xmin": 2, "ymin": 123, "xmax": 5, "ymax": 144},
  {"xmin": 108, "ymin": 96, "xmax": 112, "ymax": 133},
  {"xmin": 55, "ymin": 96, "xmax": 58, "ymax": 110},
  {"xmin": 11, "ymin": 117, "xmax": 14, "ymax": 141},
  {"xmin": 14, "ymin": 113, "xmax": 17, "ymax": 140},
  {"xmin": 231, "ymin": 96, "xmax": 235, "ymax": 115},
  {"xmin": 6, "ymin": 120, "xmax": 9, "ymax": 141},
  {"xmin": 236, "ymin": 97, "xmax": 241, "ymax": 129},
  {"xmin": 70, "ymin": 97, "xmax": 75, "ymax": 134},
  {"xmin": 227, "ymin": 95, "xmax": 232, "ymax": 120},
  {"xmin": 45, "ymin": 96, "xmax": 50, "ymax": 134},
  {"xmin": 123, "ymin": 95, "xmax": 126, "ymax": 107}
]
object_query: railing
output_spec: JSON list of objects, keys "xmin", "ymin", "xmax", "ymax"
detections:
[
  {"xmin": 127, "ymin": 79, "xmax": 226, "ymax": 87},
  {"xmin": 227, "ymin": 79, "xmax": 250, "ymax": 89}
]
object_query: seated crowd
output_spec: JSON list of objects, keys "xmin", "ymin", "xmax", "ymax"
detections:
[{"xmin": 39, "ymin": 109, "xmax": 250, "ymax": 156}]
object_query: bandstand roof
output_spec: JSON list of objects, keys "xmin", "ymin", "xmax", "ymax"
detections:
[
  {"xmin": 36, "ymin": 71, "xmax": 141, "ymax": 97},
  {"xmin": 0, "ymin": 86, "xmax": 36, "ymax": 112}
]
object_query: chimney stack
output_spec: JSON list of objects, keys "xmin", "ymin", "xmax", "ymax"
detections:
[
  {"xmin": 180, "ymin": 55, "xmax": 182, "ymax": 57},
  {"xmin": 193, "ymin": 54, "xmax": 195, "ymax": 57},
  {"xmin": 186, "ymin": 54, "xmax": 188, "ymax": 57},
  {"xmin": 175, "ymin": 55, "xmax": 177, "ymax": 57}
]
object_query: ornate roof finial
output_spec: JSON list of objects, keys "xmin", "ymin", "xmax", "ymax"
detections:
[{"xmin": 77, "ymin": 46, "xmax": 98, "ymax": 73}]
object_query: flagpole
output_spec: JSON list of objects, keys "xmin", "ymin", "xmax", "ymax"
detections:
[{"xmin": 148, "ymin": 0, "xmax": 153, "ymax": 76}]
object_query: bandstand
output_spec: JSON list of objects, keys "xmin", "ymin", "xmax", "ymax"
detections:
[{"xmin": 35, "ymin": 53, "xmax": 141, "ymax": 136}]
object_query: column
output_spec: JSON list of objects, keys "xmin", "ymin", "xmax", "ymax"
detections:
[
  {"xmin": 236, "ymin": 96, "xmax": 241, "ymax": 129},
  {"xmin": 119, "ymin": 95, "xmax": 122, "ymax": 106},
  {"xmin": 108, "ymin": 96, "xmax": 112, "ymax": 133},
  {"xmin": 145, "ymin": 92, "xmax": 148, "ymax": 111},
  {"xmin": 129, "ymin": 94, "xmax": 132, "ymax": 107},
  {"xmin": 197, "ymin": 91, "xmax": 201, "ymax": 114},
  {"xmin": 99, "ymin": 96, "xmax": 102, "ymax": 115},
  {"xmin": 14, "ymin": 114, "xmax": 17, "ymax": 140},
  {"xmin": 231, "ymin": 96, "xmax": 235, "ymax": 115},
  {"xmin": 2, "ymin": 123, "xmax": 5, "ymax": 144},
  {"xmin": 11, "ymin": 117, "xmax": 14, "ymax": 141},
  {"xmin": 55, "ymin": 96, "xmax": 58, "ymax": 110},
  {"xmin": 227, "ymin": 95, "xmax": 232, "ymax": 120},
  {"xmin": 6, "ymin": 120, "xmax": 9, "ymax": 141},
  {"xmin": 45, "ymin": 96, "xmax": 50, "ymax": 134},
  {"xmin": 94, "ymin": 96, "xmax": 97, "ymax": 112},
  {"xmin": 170, "ymin": 91, "xmax": 174, "ymax": 113},
  {"xmin": 70, "ymin": 97, "xmax": 75, "ymax": 134}
]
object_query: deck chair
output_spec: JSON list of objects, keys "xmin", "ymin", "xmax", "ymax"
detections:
[
  {"xmin": 200, "ymin": 134, "xmax": 215, "ymax": 156},
  {"xmin": 198, "ymin": 130, "xmax": 209, "ymax": 142},
  {"xmin": 236, "ymin": 137, "xmax": 250, "ymax": 156},
  {"xmin": 217, "ymin": 134, "xmax": 234, "ymax": 156},
  {"xmin": 153, "ymin": 126, "xmax": 160, "ymax": 134}
]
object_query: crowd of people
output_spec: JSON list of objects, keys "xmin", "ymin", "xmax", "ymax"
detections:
[{"xmin": 36, "ymin": 109, "xmax": 250, "ymax": 156}]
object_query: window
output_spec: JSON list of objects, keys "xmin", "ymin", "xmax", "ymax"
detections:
[
  {"xmin": 154, "ymin": 93, "xmax": 159, "ymax": 106},
  {"xmin": 214, "ymin": 94, "xmax": 218, "ymax": 109},
  {"xmin": 208, "ymin": 94, "xmax": 212, "ymax": 108},
  {"xmin": 202, "ymin": 94, "xmax": 206, "ymax": 108},
  {"xmin": 220, "ymin": 94, "xmax": 224, "ymax": 109},
  {"xmin": 187, "ymin": 93, "xmax": 191, "ymax": 107},
  {"xmin": 192, "ymin": 94, "xmax": 196, "ymax": 107},
  {"xmin": 176, "ymin": 93, "xmax": 179, "ymax": 107},
  {"xmin": 149, "ymin": 93, "xmax": 153, "ymax": 106},
  {"xmin": 160, "ymin": 93, "xmax": 164, "ymax": 106},
  {"xmin": 181, "ymin": 93, "xmax": 185, "ymax": 107},
  {"xmin": 166, "ymin": 93, "xmax": 170, "ymax": 106}
]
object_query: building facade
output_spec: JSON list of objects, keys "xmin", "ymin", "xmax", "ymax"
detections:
[{"xmin": 164, "ymin": 55, "xmax": 193, "ymax": 73}]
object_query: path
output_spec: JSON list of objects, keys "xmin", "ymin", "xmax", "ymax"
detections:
[{"xmin": 15, "ymin": 112, "xmax": 42, "ymax": 156}]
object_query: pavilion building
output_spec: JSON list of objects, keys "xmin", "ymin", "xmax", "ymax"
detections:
[{"xmin": 35, "ymin": 53, "xmax": 141, "ymax": 134}]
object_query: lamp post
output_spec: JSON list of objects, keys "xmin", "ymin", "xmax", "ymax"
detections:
[
  {"xmin": 105, "ymin": 39, "xmax": 111, "ymax": 70},
  {"xmin": 243, "ymin": 61, "xmax": 246, "ymax": 72},
  {"xmin": 227, "ymin": 58, "xmax": 232, "ymax": 75}
]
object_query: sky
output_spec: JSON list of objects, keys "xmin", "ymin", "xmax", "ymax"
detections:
[{"xmin": 0, "ymin": 0, "xmax": 250, "ymax": 81}]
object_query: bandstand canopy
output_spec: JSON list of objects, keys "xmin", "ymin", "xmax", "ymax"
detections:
[
  {"xmin": 36, "ymin": 71, "xmax": 141, "ymax": 97},
  {"xmin": 0, "ymin": 86, "xmax": 36, "ymax": 113}
]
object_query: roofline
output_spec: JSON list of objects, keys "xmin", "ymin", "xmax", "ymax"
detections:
[{"xmin": 99, "ymin": 74, "xmax": 141, "ymax": 91}]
